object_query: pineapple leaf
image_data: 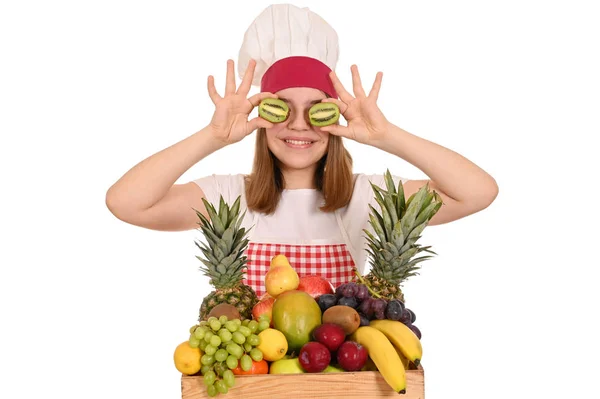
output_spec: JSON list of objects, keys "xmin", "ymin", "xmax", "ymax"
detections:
[
  {"xmin": 202, "ymin": 198, "xmax": 225, "ymax": 236},
  {"xmin": 407, "ymin": 221, "xmax": 428, "ymax": 241},
  {"xmin": 401, "ymin": 186, "xmax": 428, "ymax": 236},
  {"xmin": 228, "ymin": 196, "xmax": 241, "ymax": 226},
  {"xmin": 218, "ymin": 196, "xmax": 229, "ymax": 228},
  {"xmin": 391, "ymin": 220, "xmax": 405, "ymax": 249},
  {"xmin": 363, "ymin": 229, "xmax": 383, "ymax": 250},
  {"xmin": 213, "ymin": 244, "xmax": 226, "ymax": 262},
  {"xmin": 200, "ymin": 226, "xmax": 220, "ymax": 248},
  {"xmin": 381, "ymin": 248, "xmax": 394, "ymax": 262},
  {"xmin": 383, "ymin": 192, "xmax": 398, "ymax": 228},
  {"xmin": 217, "ymin": 264, "xmax": 227, "ymax": 274},
  {"xmin": 384, "ymin": 242, "xmax": 399, "ymax": 257},
  {"xmin": 396, "ymin": 180, "xmax": 406, "ymax": 217},
  {"xmin": 384, "ymin": 169, "xmax": 397, "ymax": 195},
  {"xmin": 368, "ymin": 206, "xmax": 387, "ymax": 243},
  {"xmin": 374, "ymin": 195, "xmax": 393, "ymax": 241},
  {"xmin": 414, "ymin": 201, "xmax": 440, "ymax": 228},
  {"xmin": 220, "ymin": 224, "xmax": 236, "ymax": 254}
]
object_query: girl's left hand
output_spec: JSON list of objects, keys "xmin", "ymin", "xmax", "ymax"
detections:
[{"xmin": 320, "ymin": 65, "xmax": 390, "ymax": 146}]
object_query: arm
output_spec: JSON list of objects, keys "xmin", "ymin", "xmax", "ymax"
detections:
[
  {"xmin": 106, "ymin": 58, "xmax": 275, "ymax": 231},
  {"xmin": 105, "ymin": 127, "xmax": 226, "ymax": 231},
  {"xmin": 372, "ymin": 123, "xmax": 499, "ymax": 225}
]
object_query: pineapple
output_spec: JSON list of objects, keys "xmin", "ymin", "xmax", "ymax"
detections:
[
  {"xmin": 195, "ymin": 195, "xmax": 258, "ymax": 321},
  {"xmin": 361, "ymin": 170, "xmax": 443, "ymax": 303}
]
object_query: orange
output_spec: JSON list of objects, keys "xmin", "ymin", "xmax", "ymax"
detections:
[{"xmin": 232, "ymin": 359, "xmax": 269, "ymax": 375}]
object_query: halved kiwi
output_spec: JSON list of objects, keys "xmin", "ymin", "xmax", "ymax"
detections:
[
  {"xmin": 308, "ymin": 102, "xmax": 340, "ymax": 126},
  {"xmin": 258, "ymin": 98, "xmax": 289, "ymax": 123}
]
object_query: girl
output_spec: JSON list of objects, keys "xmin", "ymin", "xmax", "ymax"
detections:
[{"xmin": 105, "ymin": 5, "xmax": 498, "ymax": 297}]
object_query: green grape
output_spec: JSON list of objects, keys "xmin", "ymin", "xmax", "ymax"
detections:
[
  {"xmin": 198, "ymin": 340, "xmax": 208, "ymax": 351},
  {"xmin": 201, "ymin": 365, "xmax": 212, "ymax": 375},
  {"xmin": 233, "ymin": 319, "xmax": 242, "ymax": 327},
  {"xmin": 218, "ymin": 329, "xmax": 233, "ymax": 342},
  {"xmin": 188, "ymin": 337, "xmax": 200, "ymax": 348},
  {"xmin": 194, "ymin": 327, "xmax": 207, "ymax": 340},
  {"xmin": 214, "ymin": 361, "xmax": 227, "ymax": 377},
  {"xmin": 226, "ymin": 343, "xmax": 243, "ymax": 359},
  {"xmin": 249, "ymin": 348, "xmax": 263, "ymax": 362},
  {"xmin": 240, "ymin": 354, "xmax": 253, "ymax": 372},
  {"xmin": 203, "ymin": 331, "xmax": 214, "ymax": 343},
  {"xmin": 219, "ymin": 315, "xmax": 228, "ymax": 324},
  {"xmin": 215, "ymin": 380, "xmax": 228, "ymax": 394},
  {"xmin": 247, "ymin": 334, "xmax": 260, "ymax": 347},
  {"xmin": 199, "ymin": 320, "xmax": 209, "ymax": 327},
  {"xmin": 215, "ymin": 348, "xmax": 228, "ymax": 362},
  {"xmin": 258, "ymin": 314, "xmax": 270, "ymax": 323},
  {"xmin": 203, "ymin": 370, "xmax": 216, "ymax": 387},
  {"xmin": 206, "ymin": 384, "xmax": 217, "ymax": 397},
  {"xmin": 241, "ymin": 319, "xmax": 250, "ymax": 327},
  {"xmin": 224, "ymin": 321, "xmax": 238, "ymax": 332},
  {"xmin": 189, "ymin": 325, "xmax": 198, "ymax": 334},
  {"xmin": 232, "ymin": 332, "xmax": 246, "ymax": 345},
  {"xmin": 201, "ymin": 354, "xmax": 215, "ymax": 366},
  {"xmin": 207, "ymin": 317, "xmax": 218, "ymax": 324},
  {"xmin": 210, "ymin": 335, "xmax": 222, "ymax": 347},
  {"xmin": 258, "ymin": 320, "xmax": 270, "ymax": 331},
  {"xmin": 226, "ymin": 355, "xmax": 238, "ymax": 370},
  {"xmin": 204, "ymin": 344, "xmax": 217, "ymax": 356},
  {"xmin": 247, "ymin": 320, "xmax": 259, "ymax": 333},
  {"xmin": 238, "ymin": 326, "xmax": 252, "ymax": 337},
  {"xmin": 223, "ymin": 370, "xmax": 235, "ymax": 388},
  {"xmin": 243, "ymin": 343, "xmax": 253, "ymax": 353},
  {"xmin": 209, "ymin": 319, "xmax": 221, "ymax": 332}
]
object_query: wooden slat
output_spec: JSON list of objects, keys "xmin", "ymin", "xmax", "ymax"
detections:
[{"xmin": 182, "ymin": 367, "xmax": 424, "ymax": 399}]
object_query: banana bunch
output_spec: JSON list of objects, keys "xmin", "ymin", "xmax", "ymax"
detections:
[{"xmin": 350, "ymin": 320, "xmax": 423, "ymax": 394}]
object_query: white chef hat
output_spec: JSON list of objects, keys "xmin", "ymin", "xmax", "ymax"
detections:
[{"xmin": 237, "ymin": 4, "xmax": 339, "ymax": 98}]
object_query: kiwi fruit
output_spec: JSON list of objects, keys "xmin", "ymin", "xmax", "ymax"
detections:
[
  {"xmin": 322, "ymin": 305, "xmax": 361, "ymax": 335},
  {"xmin": 207, "ymin": 303, "xmax": 241, "ymax": 320},
  {"xmin": 308, "ymin": 103, "xmax": 340, "ymax": 127},
  {"xmin": 258, "ymin": 98, "xmax": 289, "ymax": 123}
]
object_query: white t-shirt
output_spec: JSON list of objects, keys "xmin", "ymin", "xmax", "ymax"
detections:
[{"xmin": 193, "ymin": 173, "xmax": 408, "ymax": 275}]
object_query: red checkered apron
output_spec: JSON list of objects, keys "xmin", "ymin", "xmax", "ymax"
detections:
[{"xmin": 244, "ymin": 243, "xmax": 356, "ymax": 297}]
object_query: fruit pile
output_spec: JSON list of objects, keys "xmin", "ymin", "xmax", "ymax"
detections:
[{"xmin": 174, "ymin": 170, "xmax": 442, "ymax": 397}]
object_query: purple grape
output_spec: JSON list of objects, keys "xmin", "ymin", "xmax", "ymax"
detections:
[
  {"xmin": 355, "ymin": 284, "xmax": 370, "ymax": 301},
  {"xmin": 338, "ymin": 296, "xmax": 358, "ymax": 309},
  {"xmin": 371, "ymin": 299, "xmax": 387, "ymax": 315},
  {"xmin": 409, "ymin": 324, "xmax": 422, "ymax": 340},
  {"xmin": 335, "ymin": 284, "xmax": 347, "ymax": 298},
  {"xmin": 406, "ymin": 308, "xmax": 416, "ymax": 323},
  {"xmin": 374, "ymin": 309, "xmax": 386, "ymax": 320},
  {"xmin": 385, "ymin": 300, "xmax": 405, "ymax": 321},
  {"xmin": 358, "ymin": 298, "xmax": 374, "ymax": 317},
  {"xmin": 343, "ymin": 283, "xmax": 358, "ymax": 298},
  {"xmin": 317, "ymin": 294, "xmax": 338, "ymax": 313},
  {"xmin": 358, "ymin": 313, "xmax": 370, "ymax": 326},
  {"xmin": 400, "ymin": 309, "xmax": 412, "ymax": 324}
]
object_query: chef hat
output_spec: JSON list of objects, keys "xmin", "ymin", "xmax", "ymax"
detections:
[{"xmin": 238, "ymin": 4, "xmax": 339, "ymax": 98}]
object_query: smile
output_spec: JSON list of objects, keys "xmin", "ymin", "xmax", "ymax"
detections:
[{"xmin": 283, "ymin": 139, "xmax": 316, "ymax": 148}]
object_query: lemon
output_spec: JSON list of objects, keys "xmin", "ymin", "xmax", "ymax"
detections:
[
  {"xmin": 257, "ymin": 328, "xmax": 288, "ymax": 361},
  {"xmin": 173, "ymin": 340, "xmax": 202, "ymax": 375}
]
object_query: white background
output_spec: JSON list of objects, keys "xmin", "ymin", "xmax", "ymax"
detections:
[{"xmin": 1, "ymin": 1, "xmax": 598, "ymax": 398}]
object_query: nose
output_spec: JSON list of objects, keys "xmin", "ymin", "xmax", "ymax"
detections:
[{"xmin": 287, "ymin": 109, "xmax": 311, "ymax": 131}]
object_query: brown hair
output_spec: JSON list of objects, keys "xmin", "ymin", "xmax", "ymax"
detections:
[{"xmin": 244, "ymin": 128, "xmax": 354, "ymax": 214}]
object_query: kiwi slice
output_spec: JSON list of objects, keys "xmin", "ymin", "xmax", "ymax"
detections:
[
  {"xmin": 308, "ymin": 103, "xmax": 340, "ymax": 126},
  {"xmin": 258, "ymin": 98, "xmax": 289, "ymax": 123}
]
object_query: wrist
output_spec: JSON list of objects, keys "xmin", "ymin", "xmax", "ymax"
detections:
[{"xmin": 192, "ymin": 126, "xmax": 229, "ymax": 153}]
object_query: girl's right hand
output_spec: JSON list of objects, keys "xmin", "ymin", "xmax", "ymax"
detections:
[{"xmin": 207, "ymin": 59, "xmax": 276, "ymax": 145}]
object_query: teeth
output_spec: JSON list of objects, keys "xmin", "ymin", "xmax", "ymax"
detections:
[{"xmin": 285, "ymin": 140, "xmax": 313, "ymax": 145}]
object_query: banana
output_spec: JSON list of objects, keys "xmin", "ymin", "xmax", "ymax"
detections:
[
  {"xmin": 370, "ymin": 320, "xmax": 422, "ymax": 367},
  {"xmin": 350, "ymin": 326, "xmax": 406, "ymax": 394}
]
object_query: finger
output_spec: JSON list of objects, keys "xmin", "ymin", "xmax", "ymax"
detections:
[
  {"xmin": 319, "ymin": 123, "xmax": 351, "ymax": 138},
  {"xmin": 237, "ymin": 59, "xmax": 256, "ymax": 96},
  {"xmin": 248, "ymin": 91, "xmax": 278, "ymax": 107},
  {"xmin": 225, "ymin": 59, "xmax": 236, "ymax": 95},
  {"xmin": 329, "ymin": 70, "xmax": 354, "ymax": 104},
  {"xmin": 369, "ymin": 71, "xmax": 383, "ymax": 100},
  {"xmin": 207, "ymin": 75, "xmax": 221, "ymax": 104},
  {"xmin": 247, "ymin": 116, "xmax": 274, "ymax": 132},
  {"xmin": 351, "ymin": 65, "xmax": 366, "ymax": 98},
  {"xmin": 320, "ymin": 98, "xmax": 349, "ymax": 115}
]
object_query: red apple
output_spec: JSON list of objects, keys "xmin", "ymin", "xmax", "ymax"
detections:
[
  {"xmin": 252, "ymin": 295, "xmax": 275, "ymax": 325},
  {"xmin": 297, "ymin": 275, "xmax": 334, "ymax": 299},
  {"xmin": 312, "ymin": 323, "xmax": 346, "ymax": 352},
  {"xmin": 299, "ymin": 342, "xmax": 331, "ymax": 373},
  {"xmin": 337, "ymin": 340, "xmax": 368, "ymax": 371}
]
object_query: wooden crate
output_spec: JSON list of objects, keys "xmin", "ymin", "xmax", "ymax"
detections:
[{"xmin": 181, "ymin": 366, "xmax": 424, "ymax": 399}]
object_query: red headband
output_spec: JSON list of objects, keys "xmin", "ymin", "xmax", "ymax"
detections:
[{"xmin": 260, "ymin": 56, "xmax": 338, "ymax": 98}]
